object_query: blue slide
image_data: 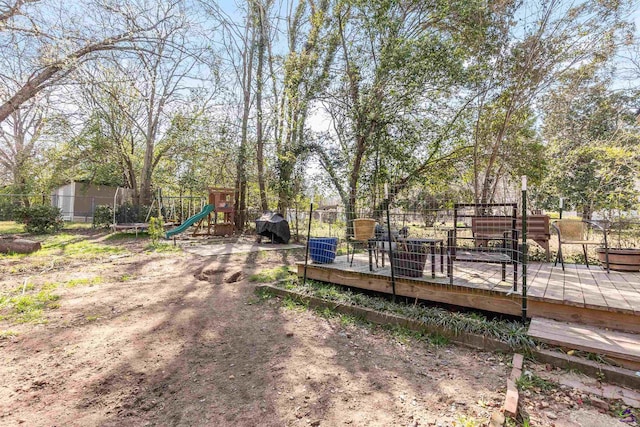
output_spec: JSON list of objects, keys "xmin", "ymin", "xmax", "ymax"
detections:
[{"xmin": 165, "ymin": 204, "xmax": 215, "ymax": 239}]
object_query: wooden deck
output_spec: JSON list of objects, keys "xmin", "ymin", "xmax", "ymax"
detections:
[
  {"xmin": 528, "ymin": 318, "xmax": 640, "ymax": 370},
  {"xmin": 297, "ymin": 254, "xmax": 640, "ymax": 333}
]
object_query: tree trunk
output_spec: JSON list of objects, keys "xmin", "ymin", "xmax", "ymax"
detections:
[
  {"xmin": 235, "ymin": 12, "xmax": 256, "ymax": 230},
  {"xmin": 255, "ymin": 2, "xmax": 268, "ymax": 212},
  {"xmin": 0, "ymin": 238, "xmax": 41, "ymax": 254}
]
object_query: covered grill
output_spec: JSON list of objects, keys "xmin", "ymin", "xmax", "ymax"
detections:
[{"xmin": 255, "ymin": 211, "xmax": 291, "ymax": 244}]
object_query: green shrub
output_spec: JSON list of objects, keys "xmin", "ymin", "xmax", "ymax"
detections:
[
  {"xmin": 15, "ymin": 205, "xmax": 64, "ymax": 234},
  {"xmin": 0, "ymin": 199, "xmax": 21, "ymax": 221},
  {"xmin": 148, "ymin": 216, "xmax": 165, "ymax": 246},
  {"xmin": 92, "ymin": 205, "xmax": 113, "ymax": 228}
]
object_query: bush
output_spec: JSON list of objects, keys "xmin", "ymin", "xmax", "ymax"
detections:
[
  {"xmin": 0, "ymin": 198, "xmax": 21, "ymax": 221},
  {"xmin": 148, "ymin": 216, "xmax": 165, "ymax": 246},
  {"xmin": 93, "ymin": 205, "xmax": 113, "ymax": 229},
  {"xmin": 15, "ymin": 205, "xmax": 64, "ymax": 234}
]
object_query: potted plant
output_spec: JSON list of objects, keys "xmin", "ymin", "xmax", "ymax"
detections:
[{"xmin": 597, "ymin": 217, "xmax": 640, "ymax": 272}]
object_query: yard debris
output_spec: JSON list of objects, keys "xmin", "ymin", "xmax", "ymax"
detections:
[
  {"xmin": 589, "ymin": 396, "xmax": 609, "ymax": 411},
  {"xmin": 489, "ymin": 411, "xmax": 505, "ymax": 427}
]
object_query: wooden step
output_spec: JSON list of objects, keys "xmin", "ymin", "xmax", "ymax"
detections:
[{"xmin": 528, "ymin": 317, "xmax": 640, "ymax": 370}]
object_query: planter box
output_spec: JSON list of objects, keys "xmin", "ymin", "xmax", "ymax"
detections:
[{"xmin": 597, "ymin": 248, "xmax": 640, "ymax": 272}]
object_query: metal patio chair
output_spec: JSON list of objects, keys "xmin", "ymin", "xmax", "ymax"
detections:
[{"xmin": 552, "ymin": 219, "xmax": 609, "ymax": 273}]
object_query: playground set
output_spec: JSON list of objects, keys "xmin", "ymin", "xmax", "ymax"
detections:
[
  {"xmin": 108, "ymin": 187, "xmax": 237, "ymax": 239},
  {"xmin": 165, "ymin": 187, "xmax": 236, "ymax": 239}
]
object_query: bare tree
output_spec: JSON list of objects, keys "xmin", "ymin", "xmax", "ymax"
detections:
[
  {"xmin": 0, "ymin": 0, "xmax": 39, "ymax": 25},
  {"xmin": 0, "ymin": 96, "xmax": 46, "ymax": 200},
  {"xmin": 0, "ymin": 0, "xmax": 185, "ymax": 124},
  {"xmin": 63, "ymin": 2, "xmax": 211, "ymax": 206}
]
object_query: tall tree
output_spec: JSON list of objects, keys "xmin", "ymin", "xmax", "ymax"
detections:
[
  {"xmin": 254, "ymin": 0, "xmax": 273, "ymax": 212},
  {"xmin": 542, "ymin": 68, "xmax": 640, "ymax": 219},
  {"xmin": 470, "ymin": 0, "xmax": 633, "ymax": 204},
  {"xmin": 312, "ymin": 0, "xmax": 506, "ymax": 227},
  {"xmin": 61, "ymin": 5, "xmax": 210, "ymax": 206},
  {"xmin": 274, "ymin": 0, "xmax": 341, "ymax": 215}
]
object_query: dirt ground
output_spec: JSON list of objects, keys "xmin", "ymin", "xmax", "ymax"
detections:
[{"xmin": 0, "ymin": 231, "xmax": 635, "ymax": 426}]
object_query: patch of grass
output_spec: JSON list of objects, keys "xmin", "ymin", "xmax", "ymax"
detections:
[
  {"xmin": 281, "ymin": 296, "xmax": 307, "ymax": 311},
  {"xmin": 85, "ymin": 315, "xmax": 99, "ymax": 322},
  {"xmin": 105, "ymin": 231, "xmax": 150, "ymax": 240},
  {"xmin": 11, "ymin": 282, "xmax": 35, "ymax": 293},
  {"xmin": 339, "ymin": 313, "xmax": 360, "ymax": 327},
  {"xmin": 0, "ymin": 330, "xmax": 18, "ymax": 340},
  {"xmin": 516, "ymin": 372, "xmax": 555, "ymax": 392},
  {"xmin": 144, "ymin": 242, "xmax": 182, "ymax": 253},
  {"xmin": 313, "ymin": 283, "xmax": 345, "ymax": 300},
  {"xmin": 272, "ymin": 279, "xmax": 536, "ymax": 352},
  {"xmin": 454, "ymin": 415, "xmax": 486, "ymax": 427},
  {"xmin": 0, "ymin": 221, "xmax": 23, "ymax": 234},
  {"xmin": 40, "ymin": 233, "xmax": 126, "ymax": 257},
  {"xmin": 119, "ymin": 274, "xmax": 134, "ymax": 282},
  {"xmin": 254, "ymin": 287, "xmax": 276, "ymax": 301},
  {"xmin": 249, "ymin": 266, "xmax": 294, "ymax": 283},
  {"xmin": 63, "ymin": 241, "xmax": 125, "ymax": 257},
  {"xmin": 383, "ymin": 324, "xmax": 425, "ymax": 344},
  {"xmin": 0, "ymin": 250, "xmax": 28, "ymax": 260},
  {"xmin": 315, "ymin": 306, "xmax": 337, "ymax": 319},
  {"xmin": 584, "ymin": 351, "xmax": 611, "ymax": 365},
  {"xmin": 0, "ymin": 282, "xmax": 61, "ymax": 323},
  {"xmin": 428, "ymin": 332, "xmax": 450, "ymax": 346},
  {"xmin": 41, "ymin": 282, "xmax": 59, "ymax": 292},
  {"xmin": 63, "ymin": 222, "xmax": 93, "ymax": 230},
  {"xmin": 40, "ymin": 233, "xmax": 84, "ymax": 249},
  {"xmin": 66, "ymin": 277, "xmax": 103, "ymax": 288},
  {"xmin": 7, "ymin": 290, "xmax": 60, "ymax": 323}
]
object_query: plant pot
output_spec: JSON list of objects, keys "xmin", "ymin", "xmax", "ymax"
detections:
[
  {"xmin": 309, "ymin": 237, "xmax": 338, "ymax": 264},
  {"xmin": 597, "ymin": 248, "xmax": 640, "ymax": 272},
  {"xmin": 391, "ymin": 243, "xmax": 428, "ymax": 277},
  {"xmin": 353, "ymin": 218, "xmax": 376, "ymax": 240}
]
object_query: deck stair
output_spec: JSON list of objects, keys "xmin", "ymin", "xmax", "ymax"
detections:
[{"xmin": 528, "ymin": 317, "xmax": 640, "ymax": 371}]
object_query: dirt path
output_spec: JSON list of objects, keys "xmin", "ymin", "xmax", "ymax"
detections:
[{"xmin": 0, "ymin": 233, "xmax": 633, "ymax": 426}]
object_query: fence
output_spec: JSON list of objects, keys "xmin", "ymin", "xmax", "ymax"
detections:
[
  {"xmin": 300, "ymin": 187, "xmax": 640, "ymax": 320},
  {"xmin": 305, "ymin": 202, "xmax": 527, "ymax": 276},
  {"xmin": 0, "ymin": 193, "xmax": 208, "ymax": 225},
  {"xmin": 299, "ymin": 188, "xmax": 537, "ymax": 321}
]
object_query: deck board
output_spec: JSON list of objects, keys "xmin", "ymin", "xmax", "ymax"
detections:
[
  {"xmin": 528, "ymin": 318, "xmax": 640, "ymax": 363},
  {"xmin": 579, "ymin": 270, "xmax": 608, "ymax": 309}
]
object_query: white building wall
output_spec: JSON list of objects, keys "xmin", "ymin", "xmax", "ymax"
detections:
[{"xmin": 51, "ymin": 183, "xmax": 75, "ymax": 221}]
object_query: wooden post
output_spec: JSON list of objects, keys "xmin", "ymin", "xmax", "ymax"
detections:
[
  {"xmin": 385, "ymin": 184, "xmax": 396, "ymax": 302},
  {"xmin": 303, "ymin": 198, "xmax": 314, "ymax": 286}
]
